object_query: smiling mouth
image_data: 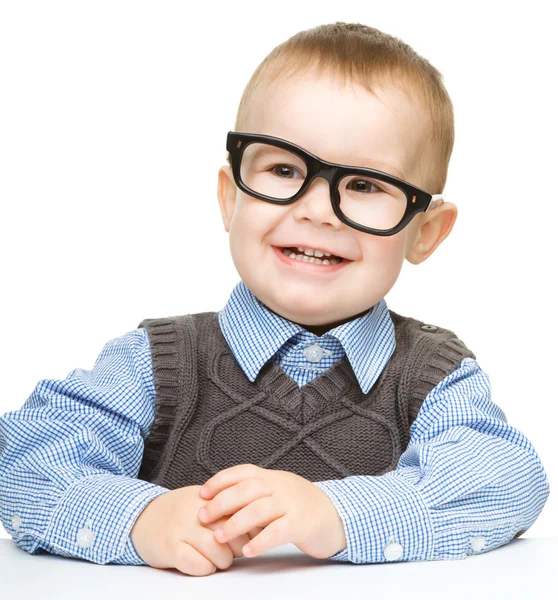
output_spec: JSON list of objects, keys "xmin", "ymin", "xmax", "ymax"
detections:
[
  {"xmin": 280, "ymin": 246, "xmax": 344, "ymax": 264},
  {"xmin": 272, "ymin": 245, "xmax": 352, "ymax": 273}
]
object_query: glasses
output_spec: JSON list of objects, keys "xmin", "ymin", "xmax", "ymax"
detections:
[{"xmin": 226, "ymin": 131, "xmax": 444, "ymax": 236}]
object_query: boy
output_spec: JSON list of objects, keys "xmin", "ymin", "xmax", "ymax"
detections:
[{"xmin": 0, "ymin": 22, "xmax": 550, "ymax": 576}]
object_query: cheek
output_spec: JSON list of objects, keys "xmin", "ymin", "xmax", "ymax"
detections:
[
  {"xmin": 357, "ymin": 234, "xmax": 407, "ymax": 291},
  {"xmin": 228, "ymin": 195, "xmax": 278, "ymax": 263},
  {"xmin": 362, "ymin": 231, "xmax": 407, "ymax": 266},
  {"xmin": 229, "ymin": 224, "xmax": 256, "ymax": 274}
]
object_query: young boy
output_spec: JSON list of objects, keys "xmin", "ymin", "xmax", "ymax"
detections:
[{"xmin": 0, "ymin": 22, "xmax": 550, "ymax": 577}]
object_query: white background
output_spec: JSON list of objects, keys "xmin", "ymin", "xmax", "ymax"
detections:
[{"xmin": 0, "ymin": 0, "xmax": 556, "ymax": 546}]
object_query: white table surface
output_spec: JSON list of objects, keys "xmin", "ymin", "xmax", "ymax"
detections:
[{"xmin": 0, "ymin": 537, "xmax": 556, "ymax": 599}]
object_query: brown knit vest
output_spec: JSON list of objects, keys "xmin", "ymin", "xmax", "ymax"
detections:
[{"xmin": 136, "ymin": 310, "xmax": 475, "ymax": 489}]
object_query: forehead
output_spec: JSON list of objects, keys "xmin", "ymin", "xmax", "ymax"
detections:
[{"xmin": 246, "ymin": 74, "xmax": 427, "ymax": 184}]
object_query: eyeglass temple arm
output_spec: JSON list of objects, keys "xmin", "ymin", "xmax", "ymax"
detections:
[{"xmin": 426, "ymin": 194, "xmax": 445, "ymax": 212}]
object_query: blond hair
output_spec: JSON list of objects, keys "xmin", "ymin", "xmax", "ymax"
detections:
[{"xmin": 234, "ymin": 22, "xmax": 454, "ymax": 195}]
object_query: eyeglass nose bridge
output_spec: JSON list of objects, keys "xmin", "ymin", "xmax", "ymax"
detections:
[{"xmin": 298, "ymin": 156, "xmax": 340, "ymax": 201}]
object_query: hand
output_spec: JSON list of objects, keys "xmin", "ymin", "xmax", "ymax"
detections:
[
  {"xmin": 130, "ymin": 484, "xmax": 261, "ymax": 577},
  {"xmin": 197, "ymin": 464, "xmax": 347, "ymax": 559}
]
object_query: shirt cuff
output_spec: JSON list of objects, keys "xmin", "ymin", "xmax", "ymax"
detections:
[
  {"xmin": 313, "ymin": 471, "xmax": 434, "ymax": 563},
  {"xmin": 112, "ymin": 530, "xmax": 151, "ymax": 565},
  {"xmin": 38, "ymin": 473, "xmax": 170, "ymax": 565}
]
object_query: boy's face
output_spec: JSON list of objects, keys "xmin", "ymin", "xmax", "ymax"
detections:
[{"xmin": 218, "ymin": 73, "xmax": 457, "ymax": 336}]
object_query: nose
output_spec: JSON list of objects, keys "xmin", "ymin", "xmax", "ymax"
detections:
[
  {"xmin": 299, "ymin": 171, "xmax": 334, "ymax": 204},
  {"xmin": 292, "ymin": 174, "xmax": 342, "ymax": 226}
]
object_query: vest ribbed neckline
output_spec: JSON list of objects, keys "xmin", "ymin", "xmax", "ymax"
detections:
[{"xmin": 210, "ymin": 312, "xmax": 365, "ymax": 423}]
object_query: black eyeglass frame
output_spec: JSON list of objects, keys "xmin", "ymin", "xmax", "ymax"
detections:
[{"xmin": 226, "ymin": 131, "xmax": 444, "ymax": 236}]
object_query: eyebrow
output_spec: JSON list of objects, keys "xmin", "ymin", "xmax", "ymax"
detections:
[{"xmin": 348, "ymin": 158, "xmax": 405, "ymax": 181}]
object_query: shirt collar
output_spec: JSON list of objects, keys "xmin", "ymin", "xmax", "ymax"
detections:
[{"xmin": 218, "ymin": 280, "xmax": 395, "ymax": 394}]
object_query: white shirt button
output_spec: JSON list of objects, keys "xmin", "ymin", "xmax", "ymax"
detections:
[
  {"xmin": 470, "ymin": 535, "xmax": 486, "ymax": 552},
  {"xmin": 383, "ymin": 541, "xmax": 403, "ymax": 561},
  {"xmin": 304, "ymin": 344, "xmax": 325, "ymax": 362},
  {"xmin": 11, "ymin": 514, "xmax": 22, "ymax": 531},
  {"xmin": 77, "ymin": 526, "xmax": 95, "ymax": 549}
]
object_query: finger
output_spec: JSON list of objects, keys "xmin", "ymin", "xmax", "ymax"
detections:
[
  {"xmin": 247, "ymin": 526, "xmax": 264, "ymax": 540},
  {"xmin": 174, "ymin": 541, "xmax": 217, "ymax": 577},
  {"xmin": 214, "ymin": 496, "xmax": 279, "ymax": 544},
  {"xmin": 226, "ymin": 532, "xmax": 252, "ymax": 559},
  {"xmin": 200, "ymin": 464, "xmax": 263, "ymax": 499},
  {"xmin": 241, "ymin": 516, "xmax": 290, "ymax": 558},
  {"xmin": 192, "ymin": 524, "xmax": 234, "ymax": 571},
  {"xmin": 198, "ymin": 478, "xmax": 269, "ymax": 524},
  {"xmin": 202, "ymin": 516, "xmax": 251, "ymax": 559}
]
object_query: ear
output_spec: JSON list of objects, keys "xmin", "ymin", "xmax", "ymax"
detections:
[
  {"xmin": 217, "ymin": 164, "xmax": 237, "ymax": 233},
  {"xmin": 406, "ymin": 201, "xmax": 458, "ymax": 265}
]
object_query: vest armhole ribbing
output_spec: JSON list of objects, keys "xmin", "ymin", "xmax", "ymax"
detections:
[
  {"xmin": 136, "ymin": 316, "xmax": 185, "ymax": 483},
  {"xmin": 407, "ymin": 331, "xmax": 477, "ymax": 426}
]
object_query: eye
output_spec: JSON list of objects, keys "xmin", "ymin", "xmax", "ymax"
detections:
[
  {"xmin": 271, "ymin": 164, "xmax": 304, "ymax": 179},
  {"xmin": 346, "ymin": 178, "xmax": 385, "ymax": 193}
]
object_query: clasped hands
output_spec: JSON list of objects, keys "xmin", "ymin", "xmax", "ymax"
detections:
[{"xmin": 197, "ymin": 463, "xmax": 347, "ymax": 559}]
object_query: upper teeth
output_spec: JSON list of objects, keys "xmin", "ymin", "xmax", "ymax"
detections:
[{"xmin": 295, "ymin": 246, "xmax": 332, "ymax": 257}]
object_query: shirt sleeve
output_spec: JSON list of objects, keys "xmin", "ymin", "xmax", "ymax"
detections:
[
  {"xmin": 0, "ymin": 327, "xmax": 171, "ymax": 565},
  {"xmin": 313, "ymin": 357, "xmax": 551, "ymax": 563}
]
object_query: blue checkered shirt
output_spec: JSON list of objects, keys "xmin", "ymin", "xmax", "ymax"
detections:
[{"xmin": 0, "ymin": 280, "xmax": 550, "ymax": 564}]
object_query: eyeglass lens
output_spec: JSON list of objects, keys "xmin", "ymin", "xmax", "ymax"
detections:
[{"xmin": 239, "ymin": 142, "xmax": 408, "ymax": 231}]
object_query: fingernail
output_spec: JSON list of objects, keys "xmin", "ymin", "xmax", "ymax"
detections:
[
  {"xmin": 199, "ymin": 508, "xmax": 207, "ymax": 521},
  {"xmin": 201, "ymin": 485, "xmax": 208, "ymax": 496}
]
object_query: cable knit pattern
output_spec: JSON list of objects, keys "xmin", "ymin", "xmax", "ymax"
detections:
[{"xmin": 137, "ymin": 310, "xmax": 476, "ymax": 489}]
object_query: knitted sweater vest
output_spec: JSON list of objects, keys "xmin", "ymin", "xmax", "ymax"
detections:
[{"xmin": 136, "ymin": 310, "xmax": 476, "ymax": 489}]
